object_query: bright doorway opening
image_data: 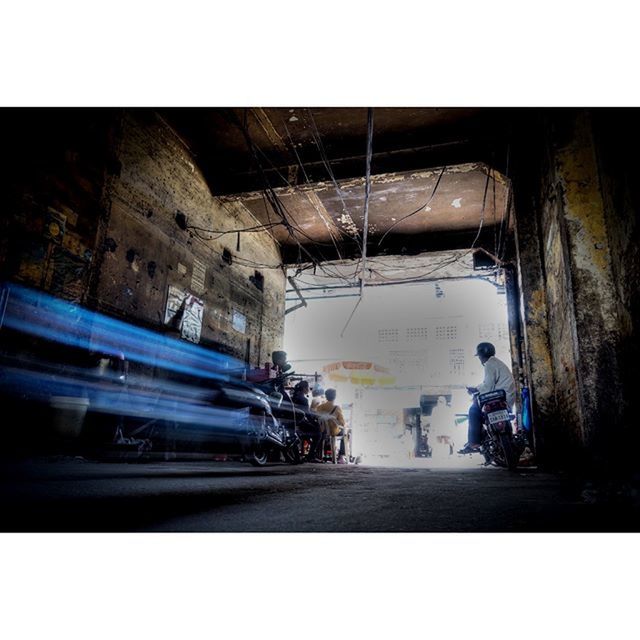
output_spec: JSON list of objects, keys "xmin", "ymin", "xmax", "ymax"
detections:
[{"xmin": 284, "ymin": 276, "xmax": 512, "ymax": 468}]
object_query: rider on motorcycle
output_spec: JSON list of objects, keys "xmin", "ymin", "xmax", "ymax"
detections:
[{"xmin": 458, "ymin": 342, "xmax": 516, "ymax": 455}]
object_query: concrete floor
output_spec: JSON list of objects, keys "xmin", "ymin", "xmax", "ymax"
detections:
[{"xmin": 0, "ymin": 456, "xmax": 638, "ymax": 532}]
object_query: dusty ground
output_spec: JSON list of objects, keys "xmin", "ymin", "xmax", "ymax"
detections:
[{"xmin": 1, "ymin": 456, "xmax": 638, "ymax": 532}]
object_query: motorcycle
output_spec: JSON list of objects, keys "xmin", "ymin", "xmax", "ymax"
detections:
[
  {"xmin": 209, "ymin": 378, "xmax": 301, "ymax": 467},
  {"xmin": 248, "ymin": 351, "xmax": 331, "ymax": 464},
  {"xmin": 237, "ymin": 351, "xmax": 305, "ymax": 466},
  {"xmin": 475, "ymin": 389, "xmax": 526, "ymax": 470}
]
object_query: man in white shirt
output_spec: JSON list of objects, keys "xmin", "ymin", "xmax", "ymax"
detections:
[{"xmin": 458, "ymin": 342, "xmax": 516, "ymax": 454}]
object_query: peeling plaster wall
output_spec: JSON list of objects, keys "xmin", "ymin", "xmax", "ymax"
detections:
[
  {"xmin": 95, "ymin": 110, "xmax": 285, "ymax": 365},
  {"xmin": 538, "ymin": 179, "xmax": 585, "ymax": 452},
  {"xmin": 552, "ymin": 112, "xmax": 623, "ymax": 457},
  {"xmin": 519, "ymin": 110, "xmax": 626, "ymax": 469},
  {"xmin": 512, "ymin": 109, "xmax": 633, "ymax": 471}
]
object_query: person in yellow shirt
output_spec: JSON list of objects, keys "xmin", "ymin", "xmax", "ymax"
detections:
[
  {"xmin": 314, "ymin": 388, "xmax": 351, "ymax": 464},
  {"xmin": 310, "ymin": 385, "xmax": 325, "ymax": 411}
]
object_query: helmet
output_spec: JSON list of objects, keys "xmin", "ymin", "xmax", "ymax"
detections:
[
  {"xmin": 272, "ymin": 351, "xmax": 288, "ymax": 367},
  {"xmin": 475, "ymin": 342, "xmax": 496, "ymax": 358}
]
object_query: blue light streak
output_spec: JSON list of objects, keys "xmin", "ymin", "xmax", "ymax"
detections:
[
  {"xmin": 1, "ymin": 362, "xmax": 254, "ymax": 434},
  {"xmin": 1, "ymin": 283, "xmax": 243, "ymax": 382},
  {"xmin": 0, "ymin": 283, "xmax": 266, "ymax": 440}
]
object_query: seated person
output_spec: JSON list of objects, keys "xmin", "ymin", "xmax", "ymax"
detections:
[
  {"xmin": 315, "ymin": 388, "xmax": 351, "ymax": 464},
  {"xmin": 291, "ymin": 380, "xmax": 310, "ymax": 410},
  {"xmin": 310, "ymin": 385, "xmax": 325, "ymax": 411},
  {"xmin": 292, "ymin": 380, "xmax": 323, "ymax": 462}
]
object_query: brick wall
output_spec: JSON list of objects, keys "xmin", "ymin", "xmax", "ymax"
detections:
[
  {"xmin": 2, "ymin": 109, "xmax": 286, "ymax": 367},
  {"xmin": 95, "ymin": 110, "xmax": 285, "ymax": 365}
]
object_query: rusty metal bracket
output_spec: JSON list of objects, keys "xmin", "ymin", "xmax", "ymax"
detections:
[{"xmin": 285, "ymin": 276, "xmax": 308, "ymax": 315}]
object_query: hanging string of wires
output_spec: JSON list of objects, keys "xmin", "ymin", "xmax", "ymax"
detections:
[
  {"xmin": 187, "ymin": 227, "xmax": 285, "ymax": 270},
  {"xmin": 108, "ymin": 189, "xmax": 284, "ymax": 253},
  {"xmin": 359, "ymin": 107, "xmax": 375, "ymax": 293},
  {"xmin": 469, "ymin": 165, "xmax": 492, "ymax": 250},
  {"xmin": 231, "ymin": 254, "xmax": 286, "ymax": 270},
  {"xmin": 366, "ymin": 257, "xmax": 469, "ymax": 283},
  {"xmin": 376, "ymin": 164, "xmax": 448, "ymax": 247},
  {"xmin": 305, "ymin": 109, "xmax": 363, "ymax": 255},
  {"xmin": 247, "ymin": 121, "xmax": 363, "ymax": 270},
  {"xmin": 243, "ymin": 137, "xmax": 342, "ymax": 246},
  {"xmin": 186, "ymin": 220, "xmax": 284, "ymax": 240},
  {"xmin": 497, "ymin": 189, "xmax": 512, "ymax": 263},
  {"xmin": 227, "ymin": 109, "xmax": 357, "ymax": 287},
  {"xmin": 268, "ymin": 116, "xmax": 349, "ymax": 260},
  {"xmin": 288, "ymin": 163, "xmax": 500, "ymax": 293},
  {"xmin": 365, "ymin": 165, "xmax": 496, "ymax": 285},
  {"xmin": 340, "ymin": 107, "xmax": 374, "ymax": 338},
  {"xmin": 233, "ymin": 113, "xmax": 352, "ymax": 260},
  {"xmin": 227, "ymin": 109, "xmax": 369, "ymax": 287}
]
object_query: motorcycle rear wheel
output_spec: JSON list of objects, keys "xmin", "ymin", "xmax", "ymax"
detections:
[
  {"xmin": 248, "ymin": 446, "xmax": 270, "ymax": 466},
  {"xmin": 498, "ymin": 432, "xmax": 518, "ymax": 471}
]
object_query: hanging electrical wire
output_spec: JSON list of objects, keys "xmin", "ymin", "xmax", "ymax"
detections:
[
  {"xmin": 376, "ymin": 164, "xmax": 448, "ymax": 247},
  {"xmin": 359, "ymin": 108, "xmax": 374, "ymax": 295},
  {"xmin": 187, "ymin": 220, "xmax": 284, "ymax": 240},
  {"xmin": 218, "ymin": 109, "xmax": 363, "ymax": 289},
  {"xmin": 240, "ymin": 112, "xmax": 352, "ymax": 258},
  {"xmin": 340, "ymin": 107, "xmax": 374, "ymax": 338},
  {"xmin": 305, "ymin": 109, "xmax": 363, "ymax": 254},
  {"xmin": 187, "ymin": 228, "xmax": 285, "ymax": 270},
  {"xmin": 228, "ymin": 109, "xmax": 357, "ymax": 288},
  {"xmin": 281, "ymin": 116, "xmax": 349, "ymax": 259},
  {"xmin": 368, "ymin": 165, "xmax": 497, "ymax": 285},
  {"xmin": 469, "ymin": 165, "xmax": 493, "ymax": 250},
  {"xmin": 243, "ymin": 113, "xmax": 360, "ymax": 265},
  {"xmin": 287, "ymin": 160, "xmax": 501, "ymax": 294}
]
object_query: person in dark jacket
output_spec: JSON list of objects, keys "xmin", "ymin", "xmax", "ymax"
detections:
[{"xmin": 292, "ymin": 380, "xmax": 323, "ymax": 462}]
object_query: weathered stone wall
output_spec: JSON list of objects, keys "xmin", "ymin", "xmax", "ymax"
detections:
[
  {"xmin": 1, "ymin": 110, "xmax": 114, "ymax": 303},
  {"xmin": 1, "ymin": 109, "xmax": 286, "ymax": 367},
  {"xmin": 513, "ymin": 109, "xmax": 627, "ymax": 471},
  {"xmin": 537, "ymin": 151, "xmax": 585, "ymax": 455},
  {"xmin": 94, "ymin": 110, "xmax": 285, "ymax": 365},
  {"xmin": 551, "ymin": 112, "xmax": 623, "ymax": 462}
]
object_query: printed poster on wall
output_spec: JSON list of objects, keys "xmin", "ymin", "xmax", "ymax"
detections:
[{"xmin": 164, "ymin": 285, "xmax": 204, "ymax": 343}]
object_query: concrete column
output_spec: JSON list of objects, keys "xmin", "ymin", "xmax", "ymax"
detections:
[
  {"xmin": 510, "ymin": 120, "xmax": 558, "ymax": 466},
  {"xmin": 552, "ymin": 111, "xmax": 624, "ymax": 471},
  {"xmin": 513, "ymin": 203, "xmax": 558, "ymax": 462}
]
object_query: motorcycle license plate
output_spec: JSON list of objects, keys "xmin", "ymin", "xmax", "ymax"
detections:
[{"xmin": 487, "ymin": 410, "xmax": 510, "ymax": 425}]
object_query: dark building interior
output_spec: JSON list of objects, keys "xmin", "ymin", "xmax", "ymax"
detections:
[
  {"xmin": 5, "ymin": 4, "xmax": 638, "ymax": 636},
  {"xmin": 3, "ymin": 107, "xmax": 639, "ymax": 481}
]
